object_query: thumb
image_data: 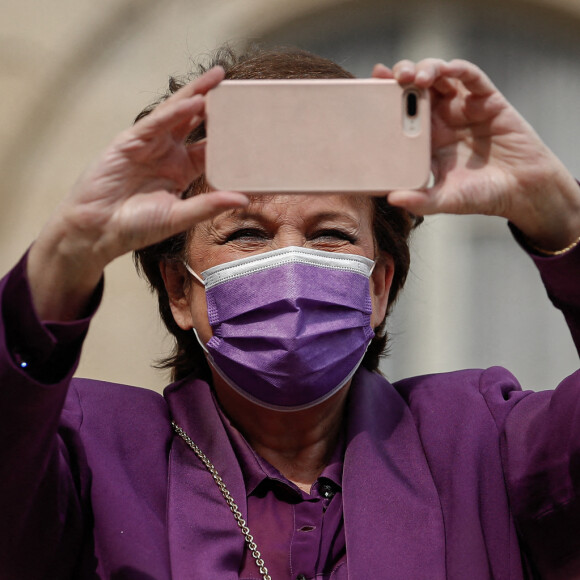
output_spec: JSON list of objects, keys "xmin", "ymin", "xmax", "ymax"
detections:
[
  {"xmin": 386, "ymin": 188, "xmax": 434, "ymax": 216},
  {"xmin": 164, "ymin": 190, "xmax": 249, "ymax": 236}
]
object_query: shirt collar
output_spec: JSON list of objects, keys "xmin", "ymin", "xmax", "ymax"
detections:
[{"xmin": 213, "ymin": 393, "xmax": 344, "ymax": 497}]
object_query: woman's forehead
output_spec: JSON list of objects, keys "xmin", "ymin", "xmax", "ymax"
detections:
[{"xmin": 216, "ymin": 193, "xmax": 372, "ymax": 224}]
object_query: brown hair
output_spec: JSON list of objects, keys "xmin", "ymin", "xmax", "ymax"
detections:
[{"xmin": 134, "ymin": 44, "xmax": 421, "ymax": 382}]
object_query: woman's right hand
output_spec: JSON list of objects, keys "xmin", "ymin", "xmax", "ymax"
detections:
[{"xmin": 26, "ymin": 66, "xmax": 248, "ymax": 322}]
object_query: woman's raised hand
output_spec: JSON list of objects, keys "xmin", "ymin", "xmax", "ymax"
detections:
[
  {"xmin": 27, "ymin": 66, "xmax": 248, "ymax": 321},
  {"xmin": 373, "ymin": 58, "xmax": 580, "ymax": 252}
]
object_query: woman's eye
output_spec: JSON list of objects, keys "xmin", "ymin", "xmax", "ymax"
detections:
[
  {"xmin": 312, "ymin": 229, "xmax": 357, "ymax": 243},
  {"xmin": 225, "ymin": 228, "xmax": 268, "ymax": 243}
]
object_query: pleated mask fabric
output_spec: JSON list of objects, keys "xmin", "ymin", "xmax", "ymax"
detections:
[{"xmin": 190, "ymin": 246, "xmax": 375, "ymax": 411}]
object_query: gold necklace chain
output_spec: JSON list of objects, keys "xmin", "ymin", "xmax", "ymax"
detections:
[{"xmin": 171, "ymin": 421, "xmax": 272, "ymax": 580}]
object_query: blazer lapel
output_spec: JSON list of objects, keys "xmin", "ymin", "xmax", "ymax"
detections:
[
  {"xmin": 343, "ymin": 369, "xmax": 446, "ymax": 579},
  {"xmin": 164, "ymin": 378, "xmax": 246, "ymax": 579}
]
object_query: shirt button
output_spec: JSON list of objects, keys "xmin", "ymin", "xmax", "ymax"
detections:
[{"xmin": 319, "ymin": 482, "xmax": 336, "ymax": 499}]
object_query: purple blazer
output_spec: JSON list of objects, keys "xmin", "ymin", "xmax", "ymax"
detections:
[{"xmin": 1, "ymin": 243, "xmax": 580, "ymax": 579}]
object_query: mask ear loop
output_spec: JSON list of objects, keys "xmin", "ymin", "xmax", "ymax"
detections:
[
  {"xmin": 184, "ymin": 262, "xmax": 205, "ymax": 286},
  {"xmin": 183, "ymin": 262, "xmax": 210, "ymax": 354},
  {"xmin": 192, "ymin": 328, "xmax": 209, "ymax": 354}
]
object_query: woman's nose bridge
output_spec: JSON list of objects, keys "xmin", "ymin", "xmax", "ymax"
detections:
[{"xmin": 273, "ymin": 223, "xmax": 307, "ymax": 248}]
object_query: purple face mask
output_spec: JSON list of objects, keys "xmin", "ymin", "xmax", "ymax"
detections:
[{"xmin": 187, "ymin": 246, "xmax": 376, "ymax": 411}]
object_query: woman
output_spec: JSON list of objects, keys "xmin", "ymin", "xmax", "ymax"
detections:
[{"xmin": 1, "ymin": 46, "xmax": 580, "ymax": 579}]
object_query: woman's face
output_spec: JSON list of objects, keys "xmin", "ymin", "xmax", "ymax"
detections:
[{"xmin": 164, "ymin": 193, "xmax": 394, "ymax": 344}]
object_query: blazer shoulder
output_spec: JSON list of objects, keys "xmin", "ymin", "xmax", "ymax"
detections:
[
  {"xmin": 66, "ymin": 377, "xmax": 169, "ymax": 433},
  {"xmin": 393, "ymin": 366, "xmax": 530, "ymax": 419}
]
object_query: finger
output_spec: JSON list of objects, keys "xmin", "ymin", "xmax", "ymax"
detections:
[
  {"xmin": 371, "ymin": 63, "xmax": 394, "ymax": 79},
  {"xmin": 186, "ymin": 141, "xmax": 206, "ymax": 176},
  {"xmin": 184, "ymin": 99, "xmax": 206, "ymax": 134},
  {"xmin": 173, "ymin": 105, "xmax": 205, "ymax": 143},
  {"xmin": 393, "ymin": 58, "xmax": 495, "ymax": 97},
  {"xmin": 392, "ymin": 60, "xmax": 418, "ymax": 84},
  {"xmin": 415, "ymin": 59, "xmax": 447, "ymax": 88},
  {"xmin": 137, "ymin": 66, "xmax": 222, "ymax": 133},
  {"xmin": 166, "ymin": 190, "xmax": 249, "ymax": 233},
  {"xmin": 430, "ymin": 75, "xmax": 459, "ymax": 96},
  {"xmin": 164, "ymin": 66, "xmax": 225, "ymax": 103},
  {"xmin": 184, "ymin": 65, "xmax": 226, "ymax": 97},
  {"xmin": 386, "ymin": 189, "xmax": 436, "ymax": 216},
  {"xmin": 441, "ymin": 59, "xmax": 498, "ymax": 96},
  {"xmin": 134, "ymin": 94, "xmax": 205, "ymax": 140},
  {"xmin": 394, "ymin": 58, "xmax": 450, "ymax": 87}
]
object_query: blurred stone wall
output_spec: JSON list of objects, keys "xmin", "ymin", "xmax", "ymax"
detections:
[{"xmin": 1, "ymin": 0, "xmax": 579, "ymax": 392}]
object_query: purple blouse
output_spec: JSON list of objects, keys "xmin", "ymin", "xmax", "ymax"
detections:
[{"xmin": 218, "ymin": 403, "xmax": 346, "ymax": 578}]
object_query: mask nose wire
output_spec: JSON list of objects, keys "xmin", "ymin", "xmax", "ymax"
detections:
[
  {"xmin": 185, "ymin": 252, "xmax": 375, "ymax": 282},
  {"xmin": 183, "ymin": 262, "xmax": 205, "ymax": 286}
]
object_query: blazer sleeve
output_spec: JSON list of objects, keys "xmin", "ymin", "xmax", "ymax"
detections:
[
  {"xmin": 484, "ymin": 240, "xmax": 580, "ymax": 579},
  {"xmin": 0, "ymin": 251, "xmax": 102, "ymax": 579}
]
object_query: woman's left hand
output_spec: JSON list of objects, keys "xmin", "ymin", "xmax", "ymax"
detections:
[{"xmin": 373, "ymin": 58, "xmax": 580, "ymax": 251}]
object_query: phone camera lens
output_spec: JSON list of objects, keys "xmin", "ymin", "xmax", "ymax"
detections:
[{"xmin": 406, "ymin": 92, "xmax": 418, "ymax": 117}]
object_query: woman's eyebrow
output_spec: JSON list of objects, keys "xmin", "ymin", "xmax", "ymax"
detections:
[
  {"xmin": 212, "ymin": 208, "xmax": 362, "ymax": 228},
  {"xmin": 305, "ymin": 211, "xmax": 362, "ymax": 227},
  {"xmin": 211, "ymin": 209, "xmax": 269, "ymax": 225}
]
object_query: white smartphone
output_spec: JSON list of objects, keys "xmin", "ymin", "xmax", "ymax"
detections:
[{"xmin": 205, "ymin": 79, "xmax": 430, "ymax": 194}]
